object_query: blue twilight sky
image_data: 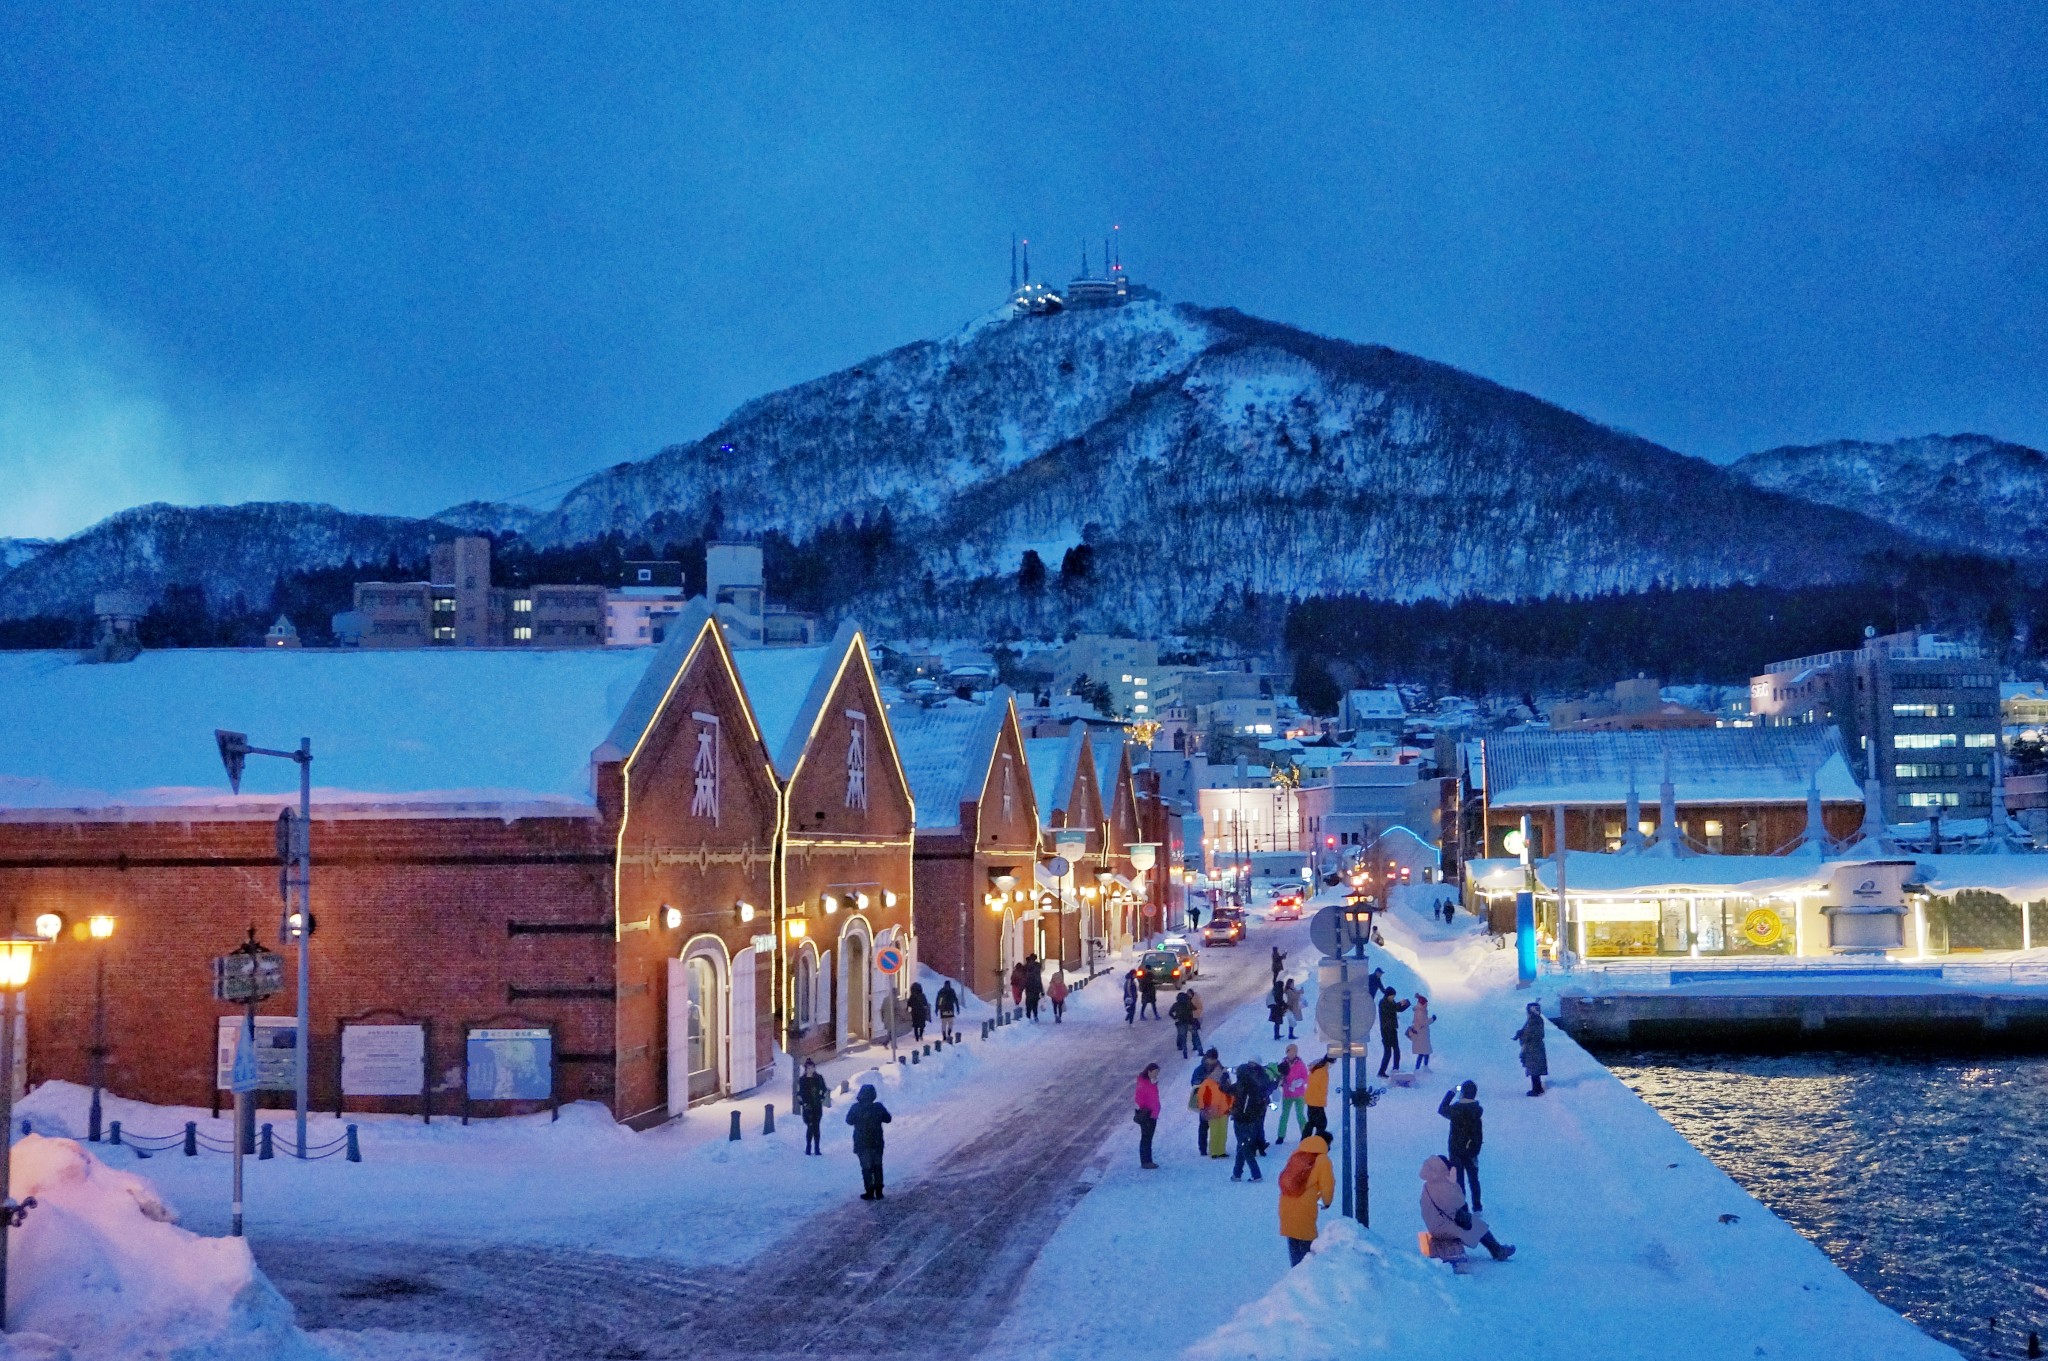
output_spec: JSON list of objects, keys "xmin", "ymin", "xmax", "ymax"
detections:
[{"xmin": 2, "ymin": 2, "xmax": 2044, "ymax": 539}]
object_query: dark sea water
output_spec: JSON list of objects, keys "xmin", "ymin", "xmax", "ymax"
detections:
[{"xmin": 1607, "ymin": 1053, "xmax": 2048, "ymax": 1361}]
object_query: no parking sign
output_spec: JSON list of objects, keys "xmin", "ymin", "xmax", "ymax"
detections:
[{"xmin": 875, "ymin": 944, "xmax": 904, "ymax": 975}]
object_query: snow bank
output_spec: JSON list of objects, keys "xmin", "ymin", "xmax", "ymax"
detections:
[{"xmin": 0, "ymin": 1136, "xmax": 323, "ymax": 1361}]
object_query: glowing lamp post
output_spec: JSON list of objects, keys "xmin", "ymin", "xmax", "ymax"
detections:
[
  {"xmin": 0, "ymin": 930, "xmax": 48, "ymax": 1331},
  {"xmin": 83, "ymin": 914, "xmax": 116, "ymax": 1142}
]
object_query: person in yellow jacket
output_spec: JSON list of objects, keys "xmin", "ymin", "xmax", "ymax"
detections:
[
  {"xmin": 1302, "ymin": 1054, "xmax": 1333, "ymax": 1139},
  {"xmin": 1277, "ymin": 1134, "xmax": 1335, "ymax": 1266},
  {"xmin": 1196, "ymin": 1068, "xmax": 1234, "ymax": 1158}
]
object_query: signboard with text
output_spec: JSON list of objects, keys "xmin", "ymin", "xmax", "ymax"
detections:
[
  {"xmin": 342, "ymin": 1024, "xmax": 427, "ymax": 1097},
  {"xmin": 466, "ymin": 1027, "xmax": 553, "ymax": 1102},
  {"xmin": 215, "ymin": 1016, "xmax": 300, "ymax": 1091}
]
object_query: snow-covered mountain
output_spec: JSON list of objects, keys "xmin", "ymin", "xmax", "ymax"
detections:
[
  {"xmin": 0, "ymin": 539, "xmax": 52, "ymax": 573},
  {"xmin": 528, "ymin": 301, "xmax": 1910, "ymax": 631},
  {"xmin": 0, "ymin": 503, "xmax": 444, "ymax": 621},
  {"xmin": 0, "ymin": 302, "xmax": 1947, "ymax": 635},
  {"xmin": 1730, "ymin": 434, "xmax": 2048, "ymax": 561}
]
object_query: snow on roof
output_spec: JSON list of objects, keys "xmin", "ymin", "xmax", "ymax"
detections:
[
  {"xmin": 1091, "ymin": 738, "xmax": 1128, "ymax": 813},
  {"xmin": 0, "ymin": 647, "xmax": 661, "ymax": 818},
  {"xmin": 1484, "ymin": 726, "xmax": 1859, "ymax": 810},
  {"xmin": 1024, "ymin": 729, "xmax": 1087, "ymax": 827},
  {"xmin": 1467, "ymin": 850, "xmax": 2048, "ymax": 900},
  {"xmin": 886, "ymin": 691, "xmax": 1012, "ymax": 832},
  {"xmin": 1344, "ymin": 687, "xmax": 1404, "ymax": 718},
  {"xmin": 1915, "ymin": 854, "xmax": 2048, "ymax": 901},
  {"xmin": 726, "ymin": 625, "xmax": 854, "ymax": 779}
]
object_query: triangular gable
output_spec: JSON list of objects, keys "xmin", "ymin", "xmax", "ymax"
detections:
[{"xmin": 890, "ymin": 687, "xmax": 1018, "ymax": 834}]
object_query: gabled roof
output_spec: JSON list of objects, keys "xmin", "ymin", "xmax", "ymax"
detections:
[
  {"xmin": 727, "ymin": 621, "xmax": 859, "ymax": 780},
  {"xmin": 1483, "ymin": 726, "xmax": 1860, "ymax": 811},
  {"xmin": 1025, "ymin": 727, "xmax": 1090, "ymax": 828},
  {"xmin": 0, "ymin": 646, "xmax": 661, "ymax": 819},
  {"xmin": 886, "ymin": 690, "xmax": 1015, "ymax": 833},
  {"xmin": 1092, "ymin": 737, "xmax": 1130, "ymax": 817}
]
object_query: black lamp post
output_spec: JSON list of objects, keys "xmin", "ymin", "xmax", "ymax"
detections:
[{"xmin": 86, "ymin": 914, "xmax": 115, "ymax": 1142}]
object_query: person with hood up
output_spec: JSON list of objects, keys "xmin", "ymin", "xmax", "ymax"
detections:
[
  {"xmin": 906, "ymin": 982, "xmax": 931, "ymax": 1043},
  {"xmin": 1122, "ymin": 969, "xmax": 1139, "ymax": 1024},
  {"xmin": 1515, "ymin": 1001, "xmax": 1549, "ymax": 1095},
  {"xmin": 1009, "ymin": 961, "xmax": 1026, "ymax": 1010},
  {"xmin": 1230, "ymin": 1060, "xmax": 1273, "ymax": 1181},
  {"xmin": 1022, "ymin": 953, "xmax": 1045, "ymax": 1021},
  {"xmin": 1303, "ymin": 1054, "xmax": 1333, "ymax": 1139},
  {"xmin": 1169, "ymin": 990, "xmax": 1195, "ymax": 1057},
  {"xmin": 1047, "ymin": 970, "xmax": 1069, "ymax": 1023},
  {"xmin": 1419, "ymin": 1155, "xmax": 1514, "ymax": 1260},
  {"xmin": 1437, "ymin": 1079, "xmax": 1485, "ymax": 1209},
  {"xmin": 934, "ymin": 981, "xmax": 960, "ymax": 1042},
  {"xmin": 1138, "ymin": 968, "xmax": 1160, "ymax": 1019},
  {"xmin": 796, "ymin": 1058, "xmax": 830, "ymax": 1156},
  {"xmin": 1273, "ymin": 1044, "xmax": 1309, "ymax": 1145},
  {"xmin": 845, "ymin": 1084, "xmax": 893, "ymax": 1200},
  {"xmin": 1277, "ymin": 1134, "xmax": 1335, "ymax": 1267},
  {"xmin": 1406, "ymin": 994, "xmax": 1435, "ymax": 1070},
  {"xmin": 1134, "ymin": 1062, "xmax": 1162, "ymax": 1169},
  {"xmin": 1189, "ymin": 1050, "xmax": 1231, "ymax": 1158},
  {"xmin": 1376, "ymin": 986, "xmax": 1411, "ymax": 1077},
  {"xmin": 1282, "ymin": 979, "xmax": 1303, "ymax": 1039}
]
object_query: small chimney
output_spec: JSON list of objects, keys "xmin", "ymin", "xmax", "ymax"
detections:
[{"xmin": 87, "ymin": 590, "xmax": 146, "ymax": 664}]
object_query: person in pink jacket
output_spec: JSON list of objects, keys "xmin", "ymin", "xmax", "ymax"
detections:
[
  {"xmin": 1272, "ymin": 1044, "xmax": 1310, "ymax": 1145},
  {"xmin": 1134, "ymin": 1063, "xmax": 1163, "ymax": 1169}
]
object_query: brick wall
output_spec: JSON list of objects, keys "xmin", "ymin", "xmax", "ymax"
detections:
[{"xmin": 3, "ymin": 813, "xmax": 617, "ymax": 1117}]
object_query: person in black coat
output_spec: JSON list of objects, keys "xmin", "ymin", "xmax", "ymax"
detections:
[
  {"xmin": 1270, "ymin": 945, "xmax": 1286, "ymax": 980},
  {"xmin": 1230, "ymin": 1061, "xmax": 1272, "ymax": 1181},
  {"xmin": 1122, "ymin": 969, "xmax": 1139, "ymax": 1024},
  {"xmin": 1022, "ymin": 954, "xmax": 1045, "ymax": 1021},
  {"xmin": 1138, "ymin": 970, "xmax": 1160, "ymax": 1019},
  {"xmin": 1169, "ymin": 990, "xmax": 1195, "ymax": 1057},
  {"xmin": 1376, "ymin": 988, "xmax": 1411, "ymax": 1077},
  {"xmin": 796, "ymin": 1058, "xmax": 830, "ymax": 1156},
  {"xmin": 846, "ymin": 1083, "xmax": 893, "ymax": 1200},
  {"xmin": 1437, "ymin": 1079, "xmax": 1485, "ymax": 1210},
  {"xmin": 934, "ymin": 981, "xmax": 960, "ymax": 1042},
  {"xmin": 906, "ymin": 982, "xmax": 931, "ymax": 1042},
  {"xmin": 1515, "ymin": 1002, "xmax": 1550, "ymax": 1095}
]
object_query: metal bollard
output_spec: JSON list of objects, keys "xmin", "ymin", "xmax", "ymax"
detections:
[
  {"xmin": 346, "ymin": 1125, "xmax": 361, "ymax": 1162},
  {"xmin": 729, "ymin": 1110, "xmax": 742, "ymax": 1141},
  {"xmin": 183, "ymin": 1121, "xmax": 198, "ymax": 1156},
  {"xmin": 911, "ymin": 1051, "xmax": 920, "ymax": 1065},
  {"xmin": 840, "ymin": 1079, "xmax": 851, "ymax": 1094},
  {"xmin": 259, "ymin": 1123, "xmax": 274, "ymax": 1160},
  {"xmin": 764, "ymin": 1104, "xmax": 776, "ymax": 1135},
  {"xmin": 17, "ymin": 1118, "xmax": 27, "ymax": 1135},
  {"xmin": 109, "ymin": 1121, "xmax": 123, "ymax": 1146}
]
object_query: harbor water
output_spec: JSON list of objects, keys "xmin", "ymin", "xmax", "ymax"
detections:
[{"xmin": 1607, "ymin": 1052, "xmax": 2048, "ymax": 1361}]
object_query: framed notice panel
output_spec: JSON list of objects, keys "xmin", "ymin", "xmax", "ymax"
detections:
[
  {"xmin": 215, "ymin": 1016, "xmax": 300, "ymax": 1092},
  {"xmin": 463, "ymin": 1023, "xmax": 555, "ymax": 1122}
]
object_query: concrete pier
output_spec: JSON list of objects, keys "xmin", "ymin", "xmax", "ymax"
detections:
[{"xmin": 1561, "ymin": 989, "xmax": 2048, "ymax": 1050}]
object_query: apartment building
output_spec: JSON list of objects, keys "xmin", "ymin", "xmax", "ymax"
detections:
[
  {"xmin": 348, "ymin": 537, "xmax": 605, "ymax": 648},
  {"xmin": 1750, "ymin": 628, "xmax": 1999, "ymax": 820}
]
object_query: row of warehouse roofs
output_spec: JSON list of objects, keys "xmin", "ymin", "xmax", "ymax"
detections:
[{"xmin": 0, "ymin": 608, "xmax": 1131, "ymax": 833}]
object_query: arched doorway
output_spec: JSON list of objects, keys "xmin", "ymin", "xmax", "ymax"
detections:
[
  {"xmin": 794, "ymin": 941, "xmax": 820, "ymax": 1036},
  {"xmin": 684, "ymin": 954, "xmax": 721, "ymax": 1102},
  {"xmin": 841, "ymin": 925, "xmax": 871, "ymax": 1045}
]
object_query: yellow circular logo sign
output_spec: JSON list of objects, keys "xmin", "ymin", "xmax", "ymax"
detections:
[{"xmin": 1743, "ymin": 907, "xmax": 1784, "ymax": 947}]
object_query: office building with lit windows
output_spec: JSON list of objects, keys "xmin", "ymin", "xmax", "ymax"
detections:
[
  {"xmin": 348, "ymin": 536, "xmax": 605, "ymax": 648},
  {"xmin": 1750, "ymin": 629, "xmax": 2000, "ymax": 821}
]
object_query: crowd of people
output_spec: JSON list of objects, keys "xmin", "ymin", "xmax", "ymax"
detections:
[{"xmin": 795, "ymin": 890, "xmax": 1551, "ymax": 1275}]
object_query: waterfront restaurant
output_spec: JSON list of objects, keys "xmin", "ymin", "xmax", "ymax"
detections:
[{"xmin": 1465, "ymin": 852, "xmax": 2048, "ymax": 962}]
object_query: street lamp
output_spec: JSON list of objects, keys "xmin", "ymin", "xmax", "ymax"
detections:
[
  {"xmin": 86, "ymin": 914, "xmax": 115, "ymax": 1142},
  {"xmin": 214, "ymin": 729, "xmax": 314, "ymax": 1160},
  {"xmin": 0, "ymin": 930, "xmax": 47, "ymax": 1332}
]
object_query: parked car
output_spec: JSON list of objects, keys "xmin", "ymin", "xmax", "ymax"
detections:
[{"xmin": 1203, "ymin": 914, "xmax": 1246, "ymax": 946}]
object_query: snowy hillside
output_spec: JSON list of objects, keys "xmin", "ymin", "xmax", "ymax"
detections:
[
  {"xmin": 1731, "ymin": 434, "xmax": 2048, "ymax": 561},
  {"xmin": 0, "ymin": 537, "xmax": 53, "ymax": 572},
  {"xmin": 0, "ymin": 502, "xmax": 445, "ymax": 621},
  {"xmin": 531, "ymin": 302, "xmax": 1914, "ymax": 632}
]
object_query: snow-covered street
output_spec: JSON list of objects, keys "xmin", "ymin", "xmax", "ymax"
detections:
[{"xmin": 8, "ymin": 893, "xmax": 1966, "ymax": 1359}]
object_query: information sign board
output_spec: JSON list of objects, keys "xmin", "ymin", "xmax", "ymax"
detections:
[
  {"xmin": 215, "ymin": 1016, "xmax": 300, "ymax": 1091},
  {"xmin": 342, "ymin": 1024, "xmax": 427, "ymax": 1097},
  {"xmin": 466, "ymin": 1027, "xmax": 553, "ymax": 1101}
]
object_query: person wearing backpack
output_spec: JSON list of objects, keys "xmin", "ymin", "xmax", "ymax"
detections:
[
  {"xmin": 934, "ymin": 980, "xmax": 960, "ymax": 1042},
  {"xmin": 1230, "ymin": 1060, "xmax": 1274, "ymax": 1181},
  {"xmin": 1277, "ymin": 1134, "xmax": 1335, "ymax": 1266},
  {"xmin": 1169, "ymin": 990, "xmax": 1194, "ymax": 1057}
]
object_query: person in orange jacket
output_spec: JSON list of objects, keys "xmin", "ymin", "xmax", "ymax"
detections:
[
  {"xmin": 1196, "ymin": 1064, "xmax": 1234, "ymax": 1158},
  {"xmin": 1277, "ymin": 1134, "xmax": 1335, "ymax": 1266},
  {"xmin": 1302, "ymin": 1054, "xmax": 1333, "ymax": 1139}
]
